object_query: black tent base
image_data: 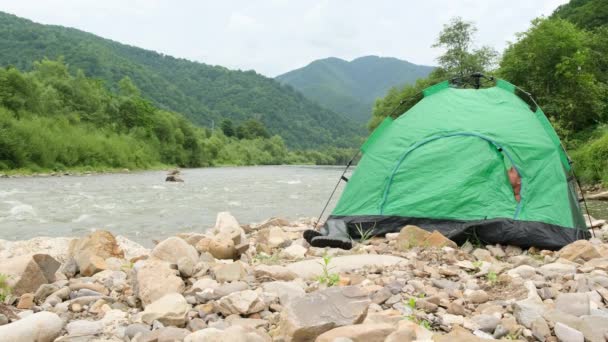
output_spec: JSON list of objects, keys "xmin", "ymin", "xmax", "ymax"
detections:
[{"xmin": 318, "ymin": 215, "xmax": 589, "ymax": 251}]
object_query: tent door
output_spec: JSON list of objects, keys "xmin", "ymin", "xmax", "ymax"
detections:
[{"xmin": 379, "ymin": 133, "xmax": 523, "ymax": 221}]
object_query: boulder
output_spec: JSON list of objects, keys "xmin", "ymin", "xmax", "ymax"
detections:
[
  {"xmin": 141, "ymin": 293, "xmax": 190, "ymax": 327},
  {"xmin": 254, "ymin": 264, "xmax": 298, "ymax": 281},
  {"xmin": 214, "ymin": 212, "xmax": 246, "ymax": 245},
  {"xmin": 197, "ymin": 236, "xmax": 237, "ymax": 260},
  {"xmin": 559, "ymin": 240, "xmax": 601, "ymax": 262},
  {"xmin": 286, "ymin": 254, "xmax": 406, "ymax": 280},
  {"xmin": 315, "ymin": 323, "xmax": 395, "ymax": 342},
  {"xmin": 278, "ymin": 286, "xmax": 371, "ymax": 341},
  {"xmin": 254, "ymin": 217, "xmax": 291, "ymax": 230},
  {"xmin": 0, "ymin": 311, "xmax": 63, "ymax": 342},
  {"xmin": 213, "ymin": 262, "xmax": 248, "ymax": 283},
  {"xmin": 135, "ymin": 258, "xmax": 185, "ymax": 306},
  {"xmin": 0, "ymin": 254, "xmax": 60, "ymax": 295},
  {"xmin": 216, "ymin": 290, "xmax": 267, "ymax": 316},
  {"xmin": 166, "ymin": 174, "xmax": 184, "ymax": 182},
  {"xmin": 69, "ymin": 230, "xmax": 124, "ymax": 276},
  {"xmin": 151, "ymin": 237, "xmax": 199, "ymax": 265}
]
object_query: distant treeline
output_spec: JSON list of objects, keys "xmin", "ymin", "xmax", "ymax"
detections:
[{"xmin": 0, "ymin": 60, "xmax": 355, "ymax": 172}]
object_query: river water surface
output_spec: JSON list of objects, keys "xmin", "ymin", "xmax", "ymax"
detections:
[
  {"xmin": 1, "ymin": 165, "xmax": 606, "ymax": 247},
  {"xmin": 0, "ymin": 166, "xmax": 350, "ymax": 246}
]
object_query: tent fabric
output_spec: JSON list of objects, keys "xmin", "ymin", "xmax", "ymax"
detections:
[{"xmin": 324, "ymin": 79, "xmax": 588, "ymax": 249}]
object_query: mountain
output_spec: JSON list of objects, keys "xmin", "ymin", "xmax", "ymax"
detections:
[
  {"xmin": 0, "ymin": 11, "xmax": 363, "ymax": 148},
  {"xmin": 275, "ymin": 56, "xmax": 435, "ymax": 123},
  {"xmin": 553, "ymin": 0, "xmax": 608, "ymax": 30}
]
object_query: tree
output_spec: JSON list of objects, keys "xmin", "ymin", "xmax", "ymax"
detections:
[
  {"xmin": 432, "ymin": 17, "xmax": 498, "ymax": 77},
  {"xmin": 236, "ymin": 119, "xmax": 270, "ymax": 139},
  {"xmin": 499, "ymin": 18, "xmax": 607, "ymax": 134},
  {"xmin": 220, "ymin": 118, "xmax": 235, "ymax": 137},
  {"xmin": 368, "ymin": 17, "xmax": 496, "ymax": 130}
]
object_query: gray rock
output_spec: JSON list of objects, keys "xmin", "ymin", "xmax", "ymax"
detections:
[
  {"xmin": 371, "ymin": 287, "xmax": 392, "ymax": 304},
  {"xmin": 178, "ymin": 256, "xmax": 196, "ymax": 278},
  {"xmin": 555, "ymin": 293, "xmax": 591, "ymax": 317},
  {"xmin": 213, "ymin": 262, "xmax": 247, "ymax": 283},
  {"xmin": 66, "ymin": 320, "xmax": 104, "ymax": 336},
  {"xmin": 531, "ymin": 317, "xmax": 550, "ymax": 342},
  {"xmin": 0, "ymin": 314, "xmax": 7, "ymax": 326},
  {"xmin": 214, "ymin": 281, "xmax": 249, "ymax": 298},
  {"xmin": 432, "ymin": 279, "xmax": 460, "ymax": 290},
  {"xmin": 151, "ymin": 237, "xmax": 199, "ymax": 266},
  {"xmin": 140, "ymin": 327, "xmax": 191, "ymax": 342},
  {"xmin": 141, "ymin": 293, "xmax": 190, "ymax": 327},
  {"xmin": 34, "ymin": 283, "xmax": 59, "ymax": 303},
  {"xmin": 125, "ymin": 323, "xmax": 151, "ymax": 339},
  {"xmin": 539, "ymin": 262, "xmax": 576, "ymax": 278},
  {"xmin": 254, "ymin": 265, "xmax": 298, "ymax": 281},
  {"xmin": 0, "ymin": 311, "xmax": 63, "ymax": 342},
  {"xmin": 217, "ymin": 290, "xmax": 267, "ymax": 316},
  {"xmin": 187, "ymin": 318, "xmax": 207, "ymax": 332},
  {"xmin": 261, "ymin": 281, "xmax": 305, "ymax": 305},
  {"xmin": 472, "ymin": 314, "xmax": 500, "ymax": 333},
  {"xmin": 0, "ymin": 254, "xmax": 60, "ymax": 296},
  {"xmin": 135, "ymin": 258, "xmax": 185, "ymax": 306},
  {"xmin": 507, "ymin": 265, "xmax": 537, "ymax": 278},
  {"xmin": 277, "ymin": 286, "xmax": 371, "ymax": 341},
  {"xmin": 554, "ymin": 322, "xmax": 584, "ymax": 342},
  {"xmin": 578, "ymin": 315, "xmax": 608, "ymax": 342}
]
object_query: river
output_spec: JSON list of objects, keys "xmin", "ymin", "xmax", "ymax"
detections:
[
  {"xmin": 1, "ymin": 165, "xmax": 606, "ymax": 247},
  {"xmin": 0, "ymin": 166, "xmax": 350, "ymax": 246}
]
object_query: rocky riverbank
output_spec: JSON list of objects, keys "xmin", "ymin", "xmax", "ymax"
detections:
[{"xmin": 0, "ymin": 213, "xmax": 608, "ymax": 341}]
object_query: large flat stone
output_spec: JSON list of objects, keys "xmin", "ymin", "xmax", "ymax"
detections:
[
  {"xmin": 277, "ymin": 286, "xmax": 371, "ymax": 341},
  {"xmin": 285, "ymin": 255, "xmax": 406, "ymax": 279}
]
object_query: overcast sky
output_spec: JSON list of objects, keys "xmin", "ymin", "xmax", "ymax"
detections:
[{"xmin": 0, "ymin": 0, "xmax": 568, "ymax": 77}]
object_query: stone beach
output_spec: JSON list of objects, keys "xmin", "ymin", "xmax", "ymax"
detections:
[{"xmin": 0, "ymin": 212, "xmax": 607, "ymax": 341}]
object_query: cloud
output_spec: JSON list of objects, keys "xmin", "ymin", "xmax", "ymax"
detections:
[{"xmin": 0, "ymin": 0, "xmax": 569, "ymax": 76}]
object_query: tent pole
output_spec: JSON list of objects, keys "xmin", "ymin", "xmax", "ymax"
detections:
[
  {"xmin": 572, "ymin": 168, "xmax": 596, "ymax": 239},
  {"xmin": 314, "ymin": 151, "xmax": 359, "ymax": 228}
]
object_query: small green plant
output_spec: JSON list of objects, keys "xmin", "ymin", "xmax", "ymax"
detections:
[
  {"xmin": 408, "ymin": 297, "xmax": 417, "ymax": 309},
  {"xmin": 317, "ymin": 254, "xmax": 340, "ymax": 286},
  {"xmin": 0, "ymin": 273, "xmax": 12, "ymax": 302},
  {"xmin": 419, "ymin": 319, "xmax": 432, "ymax": 330},
  {"xmin": 486, "ymin": 270, "xmax": 498, "ymax": 284},
  {"xmin": 472, "ymin": 260, "xmax": 483, "ymax": 269},
  {"xmin": 406, "ymin": 315, "xmax": 433, "ymax": 330},
  {"xmin": 253, "ymin": 253, "xmax": 280, "ymax": 265},
  {"xmin": 353, "ymin": 223, "xmax": 375, "ymax": 245}
]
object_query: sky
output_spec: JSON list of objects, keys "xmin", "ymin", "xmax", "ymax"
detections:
[{"xmin": 0, "ymin": 0, "xmax": 569, "ymax": 77}]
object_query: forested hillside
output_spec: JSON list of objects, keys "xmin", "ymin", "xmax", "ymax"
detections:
[
  {"xmin": 553, "ymin": 0, "xmax": 608, "ymax": 30},
  {"xmin": 0, "ymin": 60, "xmax": 355, "ymax": 172},
  {"xmin": 276, "ymin": 56, "xmax": 434, "ymax": 123},
  {"xmin": 0, "ymin": 11, "xmax": 363, "ymax": 149}
]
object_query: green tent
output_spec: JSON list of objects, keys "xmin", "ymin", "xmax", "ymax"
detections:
[{"xmin": 305, "ymin": 78, "xmax": 588, "ymax": 250}]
